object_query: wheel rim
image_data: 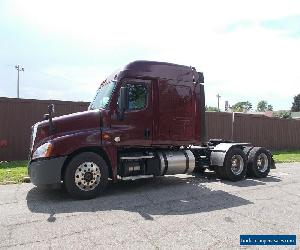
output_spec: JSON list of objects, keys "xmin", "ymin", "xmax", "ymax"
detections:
[
  {"xmin": 74, "ymin": 162, "xmax": 101, "ymax": 191},
  {"xmin": 257, "ymin": 153, "xmax": 268, "ymax": 172},
  {"xmin": 230, "ymin": 155, "xmax": 244, "ymax": 175}
]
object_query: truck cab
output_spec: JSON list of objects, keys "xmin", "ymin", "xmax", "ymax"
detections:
[{"xmin": 28, "ymin": 61, "xmax": 273, "ymax": 199}]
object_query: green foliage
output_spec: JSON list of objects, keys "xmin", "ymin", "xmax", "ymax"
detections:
[
  {"xmin": 273, "ymin": 150, "xmax": 300, "ymax": 163},
  {"xmin": 273, "ymin": 110, "xmax": 292, "ymax": 119},
  {"xmin": 0, "ymin": 161, "xmax": 28, "ymax": 184},
  {"xmin": 205, "ymin": 106, "xmax": 219, "ymax": 112},
  {"xmin": 256, "ymin": 100, "xmax": 267, "ymax": 112},
  {"xmin": 256, "ymin": 100, "xmax": 273, "ymax": 112},
  {"xmin": 267, "ymin": 104, "xmax": 273, "ymax": 111},
  {"xmin": 291, "ymin": 94, "xmax": 300, "ymax": 112},
  {"xmin": 232, "ymin": 101, "xmax": 252, "ymax": 112}
]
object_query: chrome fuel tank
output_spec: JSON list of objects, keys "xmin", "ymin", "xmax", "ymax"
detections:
[{"xmin": 157, "ymin": 150, "xmax": 195, "ymax": 175}]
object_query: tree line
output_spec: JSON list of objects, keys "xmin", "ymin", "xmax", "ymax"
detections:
[{"xmin": 205, "ymin": 94, "xmax": 300, "ymax": 119}]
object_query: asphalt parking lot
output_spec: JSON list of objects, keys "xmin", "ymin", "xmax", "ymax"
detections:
[{"xmin": 0, "ymin": 163, "xmax": 299, "ymax": 249}]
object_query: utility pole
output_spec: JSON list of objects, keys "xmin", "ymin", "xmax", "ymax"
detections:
[
  {"xmin": 15, "ymin": 65, "xmax": 24, "ymax": 98},
  {"xmin": 216, "ymin": 94, "xmax": 221, "ymax": 112}
]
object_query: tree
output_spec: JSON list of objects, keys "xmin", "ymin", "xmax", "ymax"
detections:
[
  {"xmin": 231, "ymin": 101, "xmax": 252, "ymax": 112},
  {"xmin": 256, "ymin": 100, "xmax": 267, "ymax": 112},
  {"xmin": 205, "ymin": 106, "xmax": 219, "ymax": 112},
  {"xmin": 256, "ymin": 100, "xmax": 273, "ymax": 112},
  {"xmin": 267, "ymin": 104, "xmax": 273, "ymax": 111},
  {"xmin": 291, "ymin": 94, "xmax": 300, "ymax": 112}
]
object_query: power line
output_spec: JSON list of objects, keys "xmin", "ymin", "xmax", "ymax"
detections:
[
  {"xmin": 25, "ymin": 67, "xmax": 92, "ymax": 86},
  {"xmin": 2, "ymin": 64, "xmax": 95, "ymax": 86}
]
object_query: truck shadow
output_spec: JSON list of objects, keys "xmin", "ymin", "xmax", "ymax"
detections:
[
  {"xmin": 194, "ymin": 171, "xmax": 281, "ymax": 187},
  {"xmin": 25, "ymin": 174, "xmax": 262, "ymax": 221}
]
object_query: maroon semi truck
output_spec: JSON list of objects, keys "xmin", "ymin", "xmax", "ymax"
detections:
[{"xmin": 28, "ymin": 61, "xmax": 274, "ymax": 199}]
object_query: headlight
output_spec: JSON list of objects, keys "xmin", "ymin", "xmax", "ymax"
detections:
[{"xmin": 32, "ymin": 142, "xmax": 53, "ymax": 160}]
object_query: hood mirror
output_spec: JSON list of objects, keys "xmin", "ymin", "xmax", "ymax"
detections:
[
  {"xmin": 48, "ymin": 104, "xmax": 55, "ymax": 114},
  {"xmin": 43, "ymin": 104, "xmax": 55, "ymax": 133}
]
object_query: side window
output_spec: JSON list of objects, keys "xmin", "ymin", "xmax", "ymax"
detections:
[{"xmin": 127, "ymin": 83, "xmax": 147, "ymax": 110}]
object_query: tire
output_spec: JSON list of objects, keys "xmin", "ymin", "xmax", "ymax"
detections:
[
  {"xmin": 247, "ymin": 147, "xmax": 271, "ymax": 178},
  {"xmin": 64, "ymin": 152, "xmax": 109, "ymax": 199},
  {"xmin": 219, "ymin": 147, "xmax": 247, "ymax": 181},
  {"xmin": 243, "ymin": 146, "xmax": 254, "ymax": 158}
]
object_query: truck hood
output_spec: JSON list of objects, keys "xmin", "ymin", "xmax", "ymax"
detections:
[
  {"xmin": 32, "ymin": 109, "xmax": 101, "ymax": 151},
  {"xmin": 52, "ymin": 109, "xmax": 100, "ymax": 135}
]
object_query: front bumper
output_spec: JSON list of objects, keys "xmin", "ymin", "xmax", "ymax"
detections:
[{"xmin": 28, "ymin": 156, "xmax": 66, "ymax": 186}]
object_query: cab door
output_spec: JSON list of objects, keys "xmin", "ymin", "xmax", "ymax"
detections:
[{"xmin": 111, "ymin": 79, "xmax": 153, "ymax": 146}]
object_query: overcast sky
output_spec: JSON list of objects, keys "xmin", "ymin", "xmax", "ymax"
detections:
[{"xmin": 0, "ymin": 0, "xmax": 299, "ymax": 110}]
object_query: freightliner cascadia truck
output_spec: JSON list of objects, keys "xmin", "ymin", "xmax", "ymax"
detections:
[{"xmin": 28, "ymin": 61, "xmax": 274, "ymax": 199}]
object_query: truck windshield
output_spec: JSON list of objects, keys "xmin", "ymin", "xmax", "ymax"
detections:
[{"xmin": 89, "ymin": 81, "xmax": 116, "ymax": 110}]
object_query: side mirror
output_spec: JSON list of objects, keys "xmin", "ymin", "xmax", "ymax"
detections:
[{"xmin": 118, "ymin": 86, "xmax": 128, "ymax": 120}]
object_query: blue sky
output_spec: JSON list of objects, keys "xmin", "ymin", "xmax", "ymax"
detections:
[{"xmin": 0, "ymin": 0, "xmax": 300, "ymax": 110}]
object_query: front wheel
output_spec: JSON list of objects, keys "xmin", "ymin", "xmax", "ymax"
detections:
[
  {"xmin": 219, "ymin": 147, "xmax": 247, "ymax": 181},
  {"xmin": 64, "ymin": 152, "xmax": 109, "ymax": 199}
]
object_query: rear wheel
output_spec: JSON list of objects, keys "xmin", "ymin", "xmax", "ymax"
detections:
[
  {"xmin": 64, "ymin": 152, "xmax": 109, "ymax": 199},
  {"xmin": 218, "ymin": 148, "xmax": 247, "ymax": 181},
  {"xmin": 247, "ymin": 147, "xmax": 271, "ymax": 178}
]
